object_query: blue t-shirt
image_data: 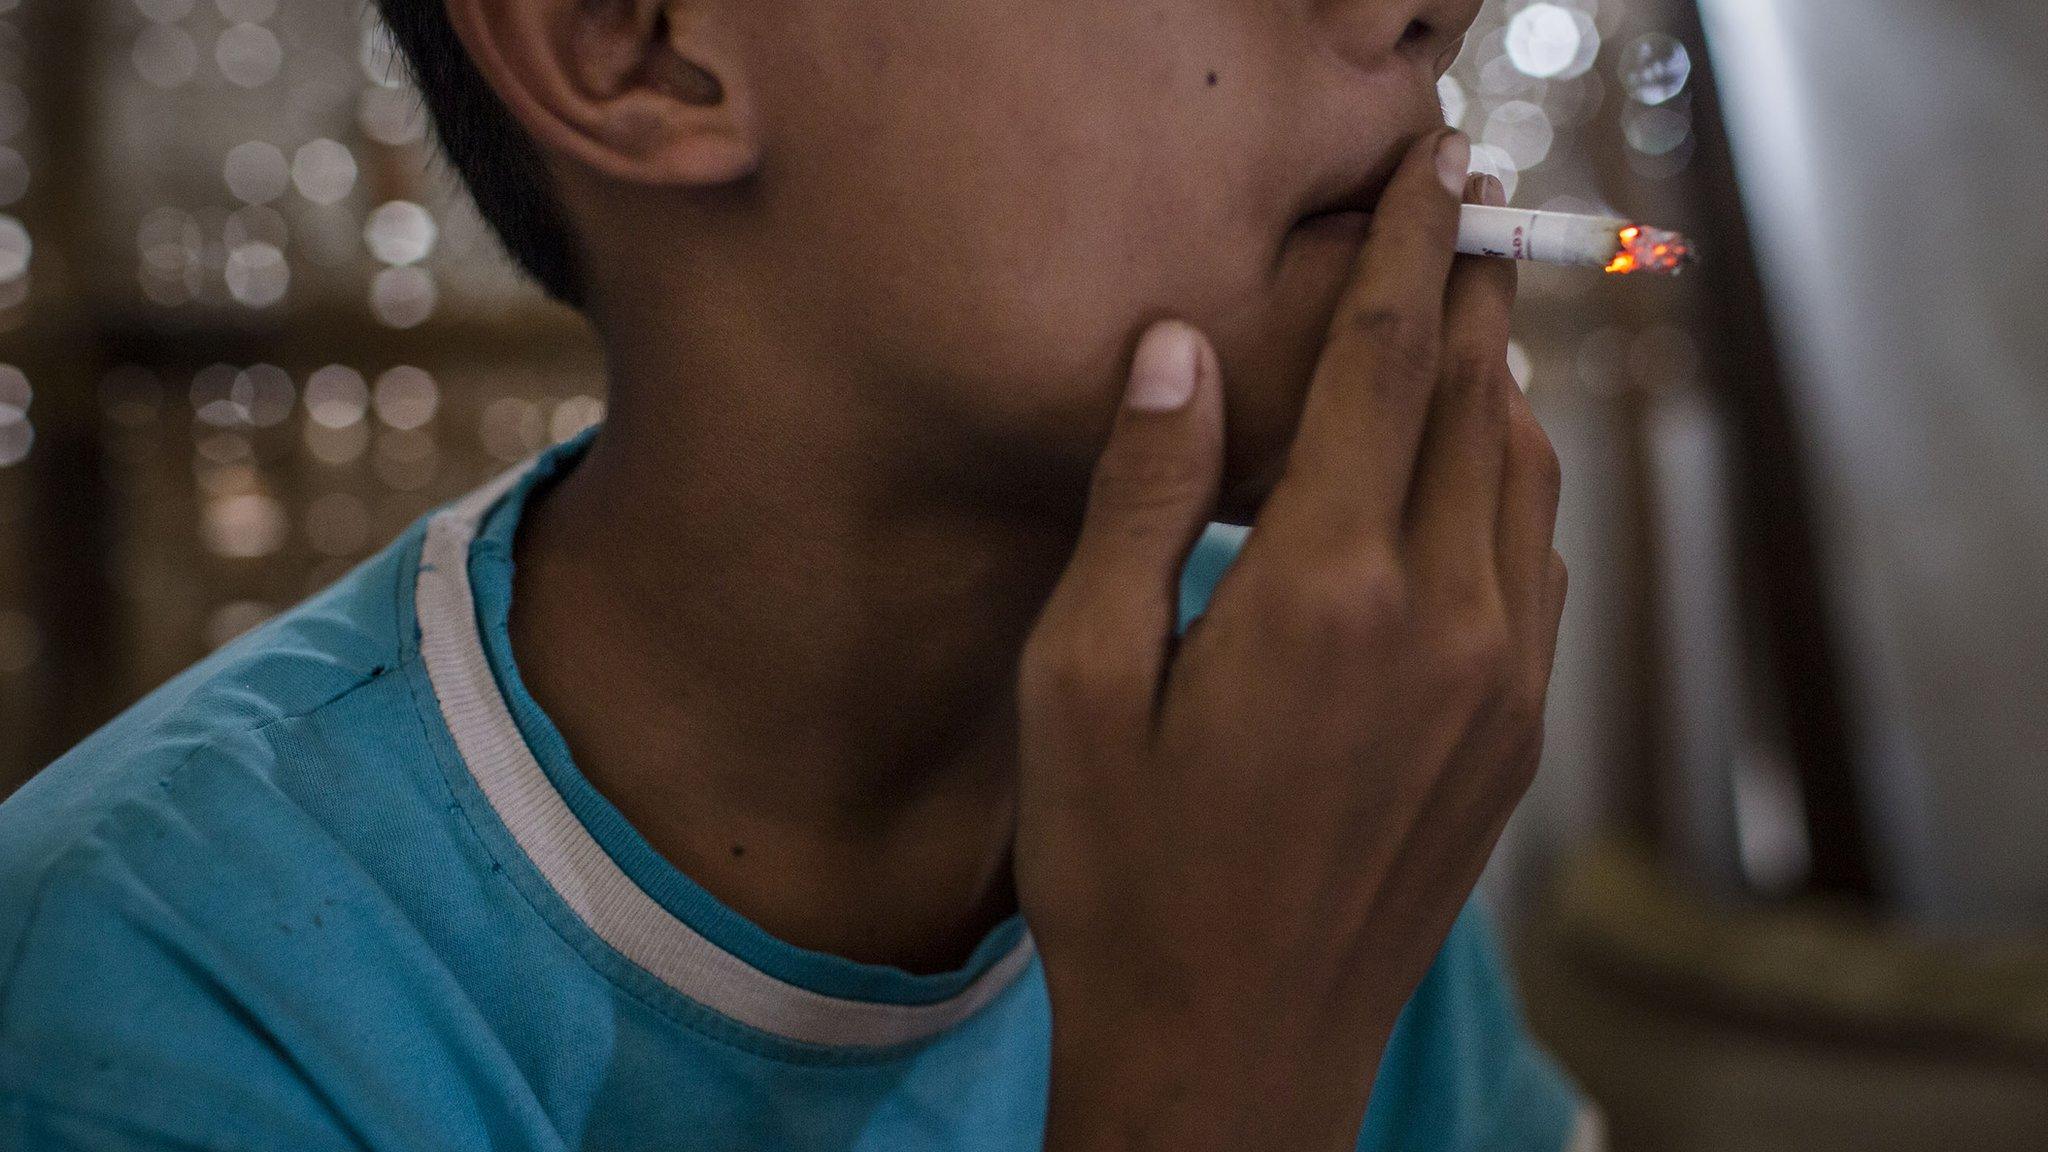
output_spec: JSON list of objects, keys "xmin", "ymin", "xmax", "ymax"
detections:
[{"xmin": 0, "ymin": 429, "xmax": 1595, "ymax": 1151}]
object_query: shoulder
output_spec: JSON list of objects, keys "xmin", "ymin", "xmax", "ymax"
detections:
[
  {"xmin": 0, "ymin": 523, "xmax": 440, "ymax": 1141},
  {"xmin": 0, "ymin": 518, "xmax": 426, "ymax": 896}
]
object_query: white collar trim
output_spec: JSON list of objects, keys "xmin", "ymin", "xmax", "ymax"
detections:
[{"xmin": 414, "ymin": 456, "xmax": 1037, "ymax": 1048}]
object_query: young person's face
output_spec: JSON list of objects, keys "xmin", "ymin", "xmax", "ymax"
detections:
[{"xmin": 721, "ymin": 0, "xmax": 1475, "ymax": 519}]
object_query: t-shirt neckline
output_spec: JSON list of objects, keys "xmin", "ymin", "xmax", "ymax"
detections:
[{"xmin": 412, "ymin": 426, "xmax": 1036, "ymax": 1049}]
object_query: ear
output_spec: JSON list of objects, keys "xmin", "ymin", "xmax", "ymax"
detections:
[{"xmin": 444, "ymin": 0, "xmax": 760, "ymax": 187}]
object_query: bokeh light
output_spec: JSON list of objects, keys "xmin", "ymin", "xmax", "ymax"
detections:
[
  {"xmin": 480, "ymin": 396, "xmax": 545, "ymax": 462},
  {"xmin": 0, "ymin": 419, "xmax": 28, "ymax": 467},
  {"xmin": 0, "ymin": 147, "xmax": 28, "ymax": 207},
  {"xmin": 357, "ymin": 85, "xmax": 424, "ymax": 146},
  {"xmin": 132, "ymin": 24, "xmax": 199, "ymax": 89},
  {"xmin": 1619, "ymin": 33, "xmax": 1691, "ymax": 105},
  {"xmin": 216, "ymin": 22, "xmax": 283, "ymax": 88},
  {"xmin": 370, "ymin": 264, "xmax": 436, "ymax": 328},
  {"xmin": 0, "ymin": 215, "xmax": 30, "ymax": 282},
  {"xmin": 1484, "ymin": 100, "xmax": 1556, "ymax": 170},
  {"xmin": 134, "ymin": 0, "xmax": 197, "ymax": 22},
  {"xmin": 1438, "ymin": 74, "xmax": 1469, "ymax": 130},
  {"xmin": 550, "ymin": 395, "xmax": 605, "ymax": 443},
  {"xmin": 224, "ymin": 140, "xmax": 289, "ymax": 205},
  {"xmin": 190, "ymin": 362, "xmax": 244, "ymax": 426},
  {"xmin": 201, "ymin": 491, "xmax": 289, "ymax": 558},
  {"xmin": 365, "ymin": 200, "xmax": 436, "ymax": 266},
  {"xmin": 0, "ymin": 364, "xmax": 26, "ymax": 424},
  {"xmin": 303, "ymin": 365, "xmax": 370, "ymax": 429},
  {"xmin": 303, "ymin": 417, "xmax": 369, "ymax": 465},
  {"xmin": 291, "ymin": 138, "xmax": 358, "ymax": 205},
  {"xmin": 372, "ymin": 365, "xmax": 438, "ymax": 430},
  {"xmin": 224, "ymin": 241, "xmax": 288, "ymax": 307},
  {"xmin": 1625, "ymin": 103, "xmax": 1691, "ymax": 155},
  {"xmin": 216, "ymin": 0, "xmax": 278, "ymax": 23},
  {"xmin": 1505, "ymin": 4, "xmax": 1584, "ymax": 80},
  {"xmin": 233, "ymin": 364, "xmax": 296, "ymax": 427},
  {"xmin": 204, "ymin": 600, "xmax": 276, "ymax": 649},
  {"xmin": 0, "ymin": 86, "xmax": 25, "ymax": 145}
]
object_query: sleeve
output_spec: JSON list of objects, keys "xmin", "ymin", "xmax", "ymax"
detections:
[
  {"xmin": 1356, "ymin": 900, "xmax": 1598, "ymax": 1152},
  {"xmin": 0, "ymin": 1092, "xmax": 359, "ymax": 1152},
  {"xmin": 0, "ymin": 836, "xmax": 366, "ymax": 1152}
]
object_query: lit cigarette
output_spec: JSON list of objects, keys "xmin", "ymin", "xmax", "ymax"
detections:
[{"xmin": 1456, "ymin": 205, "xmax": 1695, "ymax": 275}]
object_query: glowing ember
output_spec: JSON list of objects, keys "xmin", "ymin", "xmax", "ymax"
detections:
[{"xmin": 1605, "ymin": 223, "xmax": 1693, "ymax": 275}]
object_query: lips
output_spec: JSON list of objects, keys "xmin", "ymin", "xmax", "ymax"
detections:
[
  {"xmin": 1297, "ymin": 206, "xmax": 1371, "ymax": 228},
  {"xmin": 1294, "ymin": 207, "xmax": 1372, "ymax": 239},
  {"xmin": 1295, "ymin": 161, "xmax": 1402, "ymax": 231},
  {"xmin": 1297, "ymin": 188, "xmax": 1384, "ymax": 226}
]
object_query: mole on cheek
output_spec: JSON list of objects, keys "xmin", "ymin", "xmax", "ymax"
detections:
[{"xmin": 1206, "ymin": 70, "xmax": 1219, "ymax": 86}]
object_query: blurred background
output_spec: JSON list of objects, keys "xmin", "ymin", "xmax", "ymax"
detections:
[{"xmin": 0, "ymin": 0, "xmax": 2042, "ymax": 1147}]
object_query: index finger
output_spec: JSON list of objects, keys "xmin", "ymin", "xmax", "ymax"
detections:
[{"xmin": 1273, "ymin": 127, "xmax": 1471, "ymax": 544}]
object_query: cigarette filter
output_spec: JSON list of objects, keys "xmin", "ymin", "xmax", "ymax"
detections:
[{"xmin": 1456, "ymin": 204, "xmax": 1694, "ymax": 275}]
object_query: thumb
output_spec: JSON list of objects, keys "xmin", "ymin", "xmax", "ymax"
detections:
[{"xmin": 1022, "ymin": 319, "xmax": 1224, "ymax": 747}]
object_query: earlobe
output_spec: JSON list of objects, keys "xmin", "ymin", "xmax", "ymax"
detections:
[{"xmin": 601, "ymin": 88, "xmax": 758, "ymax": 186}]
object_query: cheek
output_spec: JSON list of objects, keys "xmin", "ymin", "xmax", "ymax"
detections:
[
  {"xmin": 755, "ymin": 2, "xmax": 1337, "ymax": 504},
  {"xmin": 775, "ymin": 9, "xmax": 1276, "ymax": 306}
]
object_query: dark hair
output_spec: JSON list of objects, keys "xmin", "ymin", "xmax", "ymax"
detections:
[{"xmin": 370, "ymin": 0, "xmax": 586, "ymax": 309}]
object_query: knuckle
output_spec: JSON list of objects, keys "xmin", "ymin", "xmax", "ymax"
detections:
[
  {"xmin": 1015, "ymin": 633, "xmax": 1064, "ymax": 707},
  {"xmin": 1345, "ymin": 306, "xmax": 1436, "ymax": 380},
  {"xmin": 1433, "ymin": 604, "xmax": 1513, "ymax": 692},
  {"xmin": 1449, "ymin": 350, "xmax": 1506, "ymax": 400},
  {"xmin": 1264, "ymin": 552, "xmax": 1410, "ymax": 650},
  {"xmin": 1349, "ymin": 557, "xmax": 1413, "ymax": 630},
  {"xmin": 1511, "ymin": 413, "xmax": 1562, "ymax": 498},
  {"xmin": 1019, "ymin": 630, "xmax": 1133, "ymax": 722},
  {"xmin": 1088, "ymin": 447, "xmax": 1214, "ymax": 516},
  {"xmin": 1500, "ymin": 676, "xmax": 1549, "ymax": 740},
  {"xmin": 1019, "ymin": 628, "xmax": 1087, "ymax": 699},
  {"xmin": 1474, "ymin": 366, "xmax": 1516, "ymax": 439}
]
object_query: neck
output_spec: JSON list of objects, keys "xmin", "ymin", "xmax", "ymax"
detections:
[{"xmin": 508, "ymin": 290, "xmax": 1084, "ymax": 976}]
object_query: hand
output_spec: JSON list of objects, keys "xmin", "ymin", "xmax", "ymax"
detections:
[{"xmin": 1015, "ymin": 130, "xmax": 1567, "ymax": 1152}]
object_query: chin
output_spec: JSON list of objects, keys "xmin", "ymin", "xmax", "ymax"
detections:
[
  {"xmin": 1208, "ymin": 369, "xmax": 1308, "ymax": 529},
  {"xmin": 1206, "ymin": 312, "xmax": 1339, "ymax": 527}
]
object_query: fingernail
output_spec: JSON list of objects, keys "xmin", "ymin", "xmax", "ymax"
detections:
[
  {"xmin": 1464, "ymin": 172, "xmax": 1488, "ymax": 204},
  {"xmin": 1480, "ymin": 173, "xmax": 1506, "ymax": 207},
  {"xmin": 1126, "ymin": 321, "xmax": 1200, "ymax": 412},
  {"xmin": 1436, "ymin": 131, "xmax": 1471, "ymax": 197}
]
